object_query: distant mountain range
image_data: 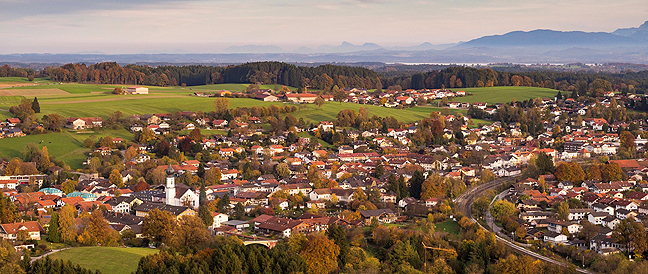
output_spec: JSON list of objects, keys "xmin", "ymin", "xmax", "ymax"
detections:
[{"xmin": 3, "ymin": 21, "xmax": 648, "ymax": 64}]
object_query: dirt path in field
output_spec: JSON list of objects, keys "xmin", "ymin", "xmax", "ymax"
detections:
[
  {"xmin": 0, "ymin": 88, "xmax": 70, "ymax": 96},
  {"xmin": 41, "ymin": 95, "xmax": 190, "ymax": 104}
]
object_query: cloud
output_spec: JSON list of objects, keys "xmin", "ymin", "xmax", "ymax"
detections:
[{"xmin": 0, "ymin": 0, "xmax": 646, "ymax": 53}]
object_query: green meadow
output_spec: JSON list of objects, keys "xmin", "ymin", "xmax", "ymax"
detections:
[
  {"xmin": 48, "ymin": 246, "xmax": 158, "ymax": 274},
  {"xmin": 0, "ymin": 129, "xmax": 133, "ymax": 168},
  {"xmin": 451, "ymin": 86, "xmax": 559, "ymax": 104}
]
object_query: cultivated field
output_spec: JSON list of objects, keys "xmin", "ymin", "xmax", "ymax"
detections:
[
  {"xmin": 0, "ymin": 129, "xmax": 134, "ymax": 168},
  {"xmin": 451, "ymin": 86, "xmax": 559, "ymax": 104},
  {"xmin": 48, "ymin": 246, "xmax": 158, "ymax": 274},
  {"xmin": 0, "ymin": 79, "xmax": 502, "ymax": 169},
  {"xmin": 0, "ymin": 77, "xmax": 52, "ymax": 89}
]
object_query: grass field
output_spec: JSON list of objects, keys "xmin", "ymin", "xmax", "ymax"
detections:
[
  {"xmin": 0, "ymin": 129, "xmax": 133, "ymax": 168},
  {"xmin": 435, "ymin": 219, "xmax": 460, "ymax": 234},
  {"xmin": 450, "ymin": 86, "xmax": 559, "ymax": 104},
  {"xmin": 49, "ymin": 246, "xmax": 158, "ymax": 274},
  {"xmin": 0, "ymin": 77, "xmax": 51, "ymax": 83}
]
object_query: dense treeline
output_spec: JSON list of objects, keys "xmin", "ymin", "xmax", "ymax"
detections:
[
  {"xmin": 47, "ymin": 62, "xmax": 381, "ymax": 90},
  {"xmin": 136, "ymin": 243, "xmax": 307, "ymax": 274},
  {"xmin": 0, "ymin": 64, "xmax": 35, "ymax": 77},
  {"xmin": 385, "ymin": 66, "xmax": 648, "ymax": 94},
  {"xmin": 31, "ymin": 62, "xmax": 648, "ymax": 94},
  {"xmin": 28, "ymin": 257, "xmax": 101, "ymax": 274}
]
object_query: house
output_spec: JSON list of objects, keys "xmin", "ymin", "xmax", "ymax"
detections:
[
  {"xmin": 543, "ymin": 231, "xmax": 568, "ymax": 244},
  {"xmin": 547, "ymin": 220, "xmax": 582, "ymax": 234},
  {"xmin": 567, "ymin": 208, "xmax": 592, "ymax": 221},
  {"xmin": 0, "ymin": 221, "xmax": 44, "ymax": 240},
  {"xmin": 284, "ymin": 93, "xmax": 318, "ymax": 103},
  {"xmin": 360, "ymin": 209, "xmax": 397, "ymax": 225},
  {"xmin": 425, "ymin": 198, "xmax": 440, "ymax": 207},
  {"xmin": 133, "ymin": 202, "xmax": 196, "ymax": 220},
  {"xmin": 127, "ymin": 86, "xmax": 149, "ymax": 94},
  {"xmin": 106, "ymin": 196, "xmax": 143, "ymax": 214},
  {"xmin": 588, "ymin": 212, "xmax": 609, "ymax": 225},
  {"xmin": 211, "ymin": 213, "xmax": 229, "ymax": 229}
]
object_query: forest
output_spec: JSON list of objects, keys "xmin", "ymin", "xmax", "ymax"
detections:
[
  {"xmin": 45, "ymin": 62, "xmax": 381, "ymax": 90},
  {"xmin": 38, "ymin": 62, "xmax": 648, "ymax": 94}
]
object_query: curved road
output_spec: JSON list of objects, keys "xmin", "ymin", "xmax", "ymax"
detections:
[{"xmin": 455, "ymin": 176, "xmax": 593, "ymax": 274}]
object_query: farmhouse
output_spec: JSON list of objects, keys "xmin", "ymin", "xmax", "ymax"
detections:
[
  {"xmin": 127, "ymin": 86, "xmax": 149, "ymax": 94},
  {"xmin": 0, "ymin": 221, "xmax": 44, "ymax": 240},
  {"xmin": 283, "ymin": 93, "xmax": 317, "ymax": 103}
]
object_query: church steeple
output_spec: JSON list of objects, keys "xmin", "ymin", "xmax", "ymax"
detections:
[{"xmin": 166, "ymin": 165, "xmax": 176, "ymax": 205}]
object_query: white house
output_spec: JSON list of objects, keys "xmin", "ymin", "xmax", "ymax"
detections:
[
  {"xmin": 127, "ymin": 86, "xmax": 149, "ymax": 94},
  {"xmin": 211, "ymin": 213, "xmax": 229, "ymax": 229}
]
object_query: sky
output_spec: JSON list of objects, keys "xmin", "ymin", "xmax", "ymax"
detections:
[{"xmin": 0, "ymin": 0, "xmax": 647, "ymax": 54}]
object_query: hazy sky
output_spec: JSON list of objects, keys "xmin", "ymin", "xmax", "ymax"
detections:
[{"xmin": 1, "ymin": 0, "xmax": 647, "ymax": 54}]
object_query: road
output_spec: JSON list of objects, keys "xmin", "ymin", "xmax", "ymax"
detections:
[
  {"xmin": 30, "ymin": 248, "xmax": 69, "ymax": 262},
  {"xmin": 455, "ymin": 176, "xmax": 593, "ymax": 274}
]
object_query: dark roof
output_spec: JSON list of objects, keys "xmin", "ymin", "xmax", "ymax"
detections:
[
  {"xmin": 133, "ymin": 202, "xmax": 192, "ymax": 216},
  {"xmin": 104, "ymin": 212, "xmax": 145, "ymax": 226},
  {"xmin": 360, "ymin": 209, "xmax": 394, "ymax": 218}
]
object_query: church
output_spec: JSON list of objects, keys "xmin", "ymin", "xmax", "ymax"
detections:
[{"xmin": 165, "ymin": 165, "xmax": 199, "ymax": 209}]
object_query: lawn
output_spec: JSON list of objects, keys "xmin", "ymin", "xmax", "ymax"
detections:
[
  {"xmin": 48, "ymin": 246, "xmax": 158, "ymax": 274},
  {"xmin": 435, "ymin": 219, "xmax": 460, "ymax": 235},
  {"xmin": 0, "ymin": 129, "xmax": 133, "ymax": 169},
  {"xmin": 450, "ymin": 86, "xmax": 559, "ymax": 104},
  {"xmin": 0, "ymin": 77, "xmax": 51, "ymax": 84},
  {"xmin": 0, "ymin": 81, "xmax": 481, "ymax": 125}
]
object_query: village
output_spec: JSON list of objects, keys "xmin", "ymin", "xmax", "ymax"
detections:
[{"xmin": 0, "ymin": 83, "xmax": 647, "ymax": 269}]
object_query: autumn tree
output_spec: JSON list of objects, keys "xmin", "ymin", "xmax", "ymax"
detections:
[
  {"xmin": 138, "ymin": 127, "xmax": 156, "ymax": 144},
  {"xmin": 613, "ymin": 218, "xmax": 648, "ymax": 255},
  {"xmin": 58, "ymin": 204, "xmax": 77, "ymax": 244},
  {"xmin": 300, "ymin": 233, "xmax": 340, "ymax": 274},
  {"xmin": 204, "ymin": 167, "xmax": 221, "ymax": 185},
  {"xmin": 307, "ymin": 165, "xmax": 324, "ymax": 189},
  {"xmin": 61, "ymin": 180, "xmax": 78, "ymax": 194},
  {"xmin": 333, "ymin": 85, "xmax": 346, "ymax": 104},
  {"xmin": 586, "ymin": 164, "xmax": 602, "ymax": 181},
  {"xmin": 556, "ymin": 202, "xmax": 569, "ymax": 221},
  {"xmin": 124, "ymin": 145, "xmax": 139, "ymax": 162},
  {"xmin": 420, "ymin": 173, "xmax": 447, "ymax": 200},
  {"xmin": 315, "ymin": 96, "xmax": 325, "ymax": 108},
  {"xmin": 78, "ymin": 209, "xmax": 120, "ymax": 246},
  {"xmin": 151, "ymin": 167, "xmax": 167, "ymax": 185},
  {"xmin": 108, "ymin": 169, "xmax": 123, "ymax": 188},
  {"xmin": 0, "ymin": 239, "xmax": 23, "ymax": 274},
  {"xmin": 491, "ymin": 255, "xmax": 542, "ymax": 274},
  {"xmin": 172, "ymin": 215, "xmax": 210, "ymax": 251},
  {"xmin": 555, "ymin": 162, "xmax": 585, "ymax": 183},
  {"xmin": 275, "ymin": 163, "xmax": 291, "ymax": 179},
  {"xmin": 189, "ymin": 128, "xmax": 203, "ymax": 142},
  {"xmin": 490, "ymin": 200, "xmax": 516, "ymax": 222},
  {"xmin": 214, "ymin": 97, "xmax": 230, "ymax": 117},
  {"xmin": 99, "ymin": 136, "xmax": 114, "ymax": 148},
  {"xmin": 142, "ymin": 208, "xmax": 177, "ymax": 244},
  {"xmin": 601, "ymin": 162, "xmax": 625, "ymax": 182},
  {"xmin": 620, "ymin": 131, "xmax": 636, "ymax": 152}
]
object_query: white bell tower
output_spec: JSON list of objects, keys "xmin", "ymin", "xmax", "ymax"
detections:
[{"xmin": 165, "ymin": 165, "xmax": 176, "ymax": 206}]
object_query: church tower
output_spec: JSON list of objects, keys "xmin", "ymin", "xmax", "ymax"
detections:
[{"xmin": 165, "ymin": 165, "xmax": 176, "ymax": 206}]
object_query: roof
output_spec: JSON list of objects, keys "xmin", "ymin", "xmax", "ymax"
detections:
[
  {"xmin": 133, "ymin": 202, "xmax": 192, "ymax": 216},
  {"xmin": 0, "ymin": 221, "xmax": 43, "ymax": 234},
  {"xmin": 360, "ymin": 209, "xmax": 395, "ymax": 218}
]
